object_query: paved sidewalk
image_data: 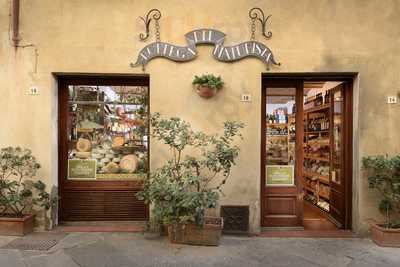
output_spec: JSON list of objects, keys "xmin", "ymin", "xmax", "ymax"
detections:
[{"xmin": 0, "ymin": 232, "xmax": 399, "ymax": 267}]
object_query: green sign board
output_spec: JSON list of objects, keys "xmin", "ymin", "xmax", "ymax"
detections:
[
  {"xmin": 266, "ymin": 165, "xmax": 294, "ymax": 186},
  {"xmin": 68, "ymin": 159, "xmax": 97, "ymax": 179}
]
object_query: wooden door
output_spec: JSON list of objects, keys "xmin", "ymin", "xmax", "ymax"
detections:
[
  {"xmin": 58, "ymin": 75, "xmax": 149, "ymax": 221},
  {"xmin": 261, "ymin": 80, "xmax": 304, "ymax": 227},
  {"xmin": 328, "ymin": 84, "xmax": 346, "ymax": 227}
]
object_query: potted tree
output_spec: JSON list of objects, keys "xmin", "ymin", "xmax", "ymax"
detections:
[
  {"xmin": 0, "ymin": 147, "xmax": 52, "ymax": 236},
  {"xmin": 362, "ymin": 155, "xmax": 400, "ymax": 247},
  {"xmin": 192, "ymin": 74, "xmax": 224, "ymax": 98},
  {"xmin": 137, "ymin": 113, "xmax": 243, "ymax": 245}
]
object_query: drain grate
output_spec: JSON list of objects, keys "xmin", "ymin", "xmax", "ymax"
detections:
[{"xmin": 1, "ymin": 232, "xmax": 67, "ymax": 251}]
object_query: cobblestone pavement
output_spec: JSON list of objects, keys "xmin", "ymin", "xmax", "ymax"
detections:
[{"xmin": 0, "ymin": 233, "xmax": 399, "ymax": 267}]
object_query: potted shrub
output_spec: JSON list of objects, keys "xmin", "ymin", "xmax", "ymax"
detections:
[
  {"xmin": 0, "ymin": 147, "xmax": 52, "ymax": 236},
  {"xmin": 362, "ymin": 155, "xmax": 400, "ymax": 247},
  {"xmin": 137, "ymin": 113, "xmax": 243, "ymax": 246},
  {"xmin": 192, "ymin": 74, "xmax": 224, "ymax": 98}
]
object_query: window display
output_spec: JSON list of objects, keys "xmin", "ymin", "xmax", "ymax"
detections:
[{"xmin": 67, "ymin": 85, "xmax": 149, "ymax": 180}]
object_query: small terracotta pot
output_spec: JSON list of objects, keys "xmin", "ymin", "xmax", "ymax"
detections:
[
  {"xmin": 196, "ymin": 85, "xmax": 216, "ymax": 99},
  {"xmin": 370, "ymin": 223, "xmax": 400, "ymax": 247},
  {"xmin": 0, "ymin": 214, "xmax": 35, "ymax": 236}
]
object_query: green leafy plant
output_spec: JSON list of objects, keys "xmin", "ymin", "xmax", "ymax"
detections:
[
  {"xmin": 137, "ymin": 113, "xmax": 244, "ymax": 226},
  {"xmin": 0, "ymin": 147, "xmax": 52, "ymax": 217},
  {"xmin": 192, "ymin": 74, "xmax": 224, "ymax": 90},
  {"xmin": 362, "ymin": 155, "xmax": 400, "ymax": 228}
]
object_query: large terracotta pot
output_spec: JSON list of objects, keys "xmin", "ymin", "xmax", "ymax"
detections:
[
  {"xmin": 0, "ymin": 214, "xmax": 35, "ymax": 236},
  {"xmin": 167, "ymin": 217, "xmax": 223, "ymax": 246},
  {"xmin": 196, "ymin": 85, "xmax": 217, "ymax": 99},
  {"xmin": 370, "ymin": 223, "xmax": 400, "ymax": 247}
]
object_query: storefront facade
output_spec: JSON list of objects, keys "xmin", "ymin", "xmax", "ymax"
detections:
[{"xmin": 1, "ymin": 0, "xmax": 399, "ymax": 235}]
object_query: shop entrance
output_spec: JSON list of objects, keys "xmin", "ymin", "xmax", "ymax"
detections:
[
  {"xmin": 57, "ymin": 74, "xmax": 149, "ymax": 221},
  {"xmin": 261, "ymin": 74, "xmax": 353, "ymax": 230}
]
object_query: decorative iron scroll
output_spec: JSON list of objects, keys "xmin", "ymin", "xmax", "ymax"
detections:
[
  {"xmin": 130, "ymin": 28, "xmax": 280, "ymax": 71},
  {"xmin": 138, "ymin": 9, "xmax": 161, "ymax": 41}
]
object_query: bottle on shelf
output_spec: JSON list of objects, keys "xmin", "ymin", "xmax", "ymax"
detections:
[{"xmin": 324, "ymin": 90, "xmax": 330, "ymax": 104}]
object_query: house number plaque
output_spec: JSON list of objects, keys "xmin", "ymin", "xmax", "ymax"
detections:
[{"xmin": 131, "ymin": 28, "xmax": 280, "ymax": 71}]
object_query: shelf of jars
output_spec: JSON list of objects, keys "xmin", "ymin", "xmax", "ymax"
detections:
[{"xmin": 266, "ymin": 115, "xmax": 290, "ymax": 164}]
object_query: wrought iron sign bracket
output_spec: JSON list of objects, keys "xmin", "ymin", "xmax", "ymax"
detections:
[
  {"xmin": 138, "ymin": 9, "xmax": 162, "ymax": 41},
  {"xmin": 249, "ymin": 7, "xmax": 272, "ymax": 39}
]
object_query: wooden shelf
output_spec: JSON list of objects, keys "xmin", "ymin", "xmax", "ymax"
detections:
[
  {"xmin": 303, "ymin": 171, "xmax": 329, "ymax": 184},
  {"xmin": 305, "ymin": 130, "xmax": 329, "ymax": 134},
  {"xmin": 319, "ymin": 192, "xmax": 330, "ymax": 200},
  {"xmin": 267, "ymin": 123, "xmax": 288, "ymax": 127},
  {"xmin": 304, "ymin": 186, "xmax": 316, "ymax": 193},
  {"xmin": 304, "ymin": 155, "xmax": 330, "ymax": 162},
  {"xmin": 267, "ymin": 134, "xmax": 288, "ymax": 137},
  {"xmin": 304, "ymin": 104, "xmax": 330, "ymax": 114},
  {"xmin": 267, "ymin": 157, "xmax": 289, "ymax": 162}
]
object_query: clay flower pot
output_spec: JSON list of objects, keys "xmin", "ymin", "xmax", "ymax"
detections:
[
  {"xmin": 196, "ymin": 85, "xmax": 217, "ymax": 99},
  {"xmin": 0, "ymin": 214, "xmax": 35, "ymax": 236},
  {"xmin": 370, "ymin": 223, "xmax": 400, "ymax": 247}
]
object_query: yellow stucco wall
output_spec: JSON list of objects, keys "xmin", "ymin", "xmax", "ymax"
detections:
[{"xmin": 1, "ymin": 0, "xmax": 400, "ymax": 234}]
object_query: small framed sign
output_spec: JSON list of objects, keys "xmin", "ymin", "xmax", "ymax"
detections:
[
  {"xmin": 266, "ymin": 165, "xmax": 294, "ymax": 186},
  {"xmin": 68, "ymin": 159, "xmax": 97, "ymax": 180}
]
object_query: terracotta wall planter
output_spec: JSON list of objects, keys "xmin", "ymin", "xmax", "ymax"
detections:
[
  {"xmin": 371, "ymin": 223, "xmax": 400, "ymax": 247},
  {"xmin": 196, "ymin": 85, "xmax": 217, "ymax": 99},
  {"xmin": 0, "ymin": 214, "xmax": 35, "ymax": 236}
]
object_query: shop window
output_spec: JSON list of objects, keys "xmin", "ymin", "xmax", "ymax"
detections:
[
  {"xmin": 66, "ymin": 85, "xmax": 149, "ymax": 180},
  {"xmin": 265, "ymin": 87, "xmax": 296, "ymax": 186}
]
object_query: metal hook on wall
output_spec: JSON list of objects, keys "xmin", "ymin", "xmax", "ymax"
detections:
[
  {"xmin": 138, "ymin": 9, "xmax": 162, "ymax": 41},
  {"xmin": 248, "ymin": 7, "xmax": 272, "ymax": 39}
]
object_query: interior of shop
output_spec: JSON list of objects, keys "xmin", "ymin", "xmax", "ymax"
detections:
[{"xmin": 265, "ymin": 81, "xmax": 345, "ymax": 230}]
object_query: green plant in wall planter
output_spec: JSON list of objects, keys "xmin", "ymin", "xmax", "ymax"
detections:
[
  {"xmin": 137, "ymin": 113, "xmax": 244, "ymax": 245},
  {"xmin": 192, "ymin": 74, "xmax": 224, "ymax": 99},
  {"xmin": 0, "ymin": 147, "xmax": 53, "ymax": 236},
  {"xmin": 362, "ymin": 155, "xmax": 400, "ymax": 247}
]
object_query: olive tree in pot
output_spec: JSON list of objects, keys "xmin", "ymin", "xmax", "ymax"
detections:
[
  {"xmin": 0, "ymin": 147, "xmax": 52, "ymax": 236},
  {"xmin": 192, "ymin": 74, "xmax": 224, "ymax": 99},
  {"xmin": 362, "ymin": 155, "xmax": 400, "ymax": 247},
  {"xmin": 137, "ymin": 113, "xmax": 244, "ymax": 245}
]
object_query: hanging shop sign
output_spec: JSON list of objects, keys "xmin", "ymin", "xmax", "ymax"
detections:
[
  {"xmin": 131, "ymin": 8, "xmax": 280, "ymax": 71},
  {"xmin": 266, "ymin": 165, "xmax": 294, "ymax": 186}
]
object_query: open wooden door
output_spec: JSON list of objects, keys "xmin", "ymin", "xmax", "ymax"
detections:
[
  {"xmin": 261, "ymin": 80, "xmax": 304, "ymax": 228},
  {"xmin": 328, "ymin": 84, "xmax": 346, "ymax": 227}
]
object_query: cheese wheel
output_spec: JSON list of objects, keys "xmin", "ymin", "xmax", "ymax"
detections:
[
  {"xmin": 120, "ymin": 154, "xmax": 138, "ymax": 173},
  {"xmin": 76, "ymin": 138, "xmax": 92, "ymax": 152},
  {"xmin": 104, "ymin": 162, "xmax": 120, "ymax": 173},
  {"xmin": 112, "ymin": 136, "xmax": 125, "ymax": 147}
]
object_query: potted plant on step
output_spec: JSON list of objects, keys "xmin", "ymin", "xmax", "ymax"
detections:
[
  {"xmin": 362, "ymin": 155, "xmax": 400, "ymax": 247},
  {"xmin": 192, "ymin": 74, "xmax": 224, "ymax": 98},
  {"xmin": 0, "ymin": 147, "xmax": 52, "ymax": 236},
  {"xmin": 137, "ymin": 113, "xmax": 244, "ymax": 246}
]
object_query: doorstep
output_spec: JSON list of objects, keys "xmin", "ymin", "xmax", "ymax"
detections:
[
  {"xmin": 259, "ymin": 229, "xmax": 357, "ymax": 238},
  {"xmin": 55, "ymin": 221, "xmax": 145, "ymax": 233}
]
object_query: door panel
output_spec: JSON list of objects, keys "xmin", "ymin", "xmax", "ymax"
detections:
[
  {"xmin": 261, "ymin": 81, "xmax": 303, "ymax": 227},
  {"xmin": 329, "ymin": 85, "xmax": 345, "ymax": 227}
]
